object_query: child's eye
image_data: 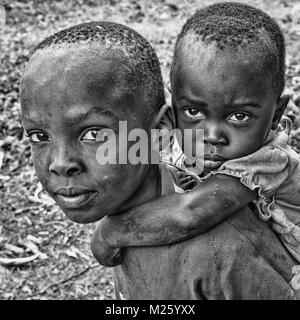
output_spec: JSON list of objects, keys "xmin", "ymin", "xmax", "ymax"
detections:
[
  {"xmin": 228, "ymin": 112, "xmax": 250, "ymax": 123},
  {"xmin": 183, "ymin": 108, "xmax": 205, "ymax": 120},
  {"xmin": 27, "ymin": 132, "xmax": 50, "ymax": 143},
  {"xmin": 81, "ymin": 129, "xmax": 100, "ymax": 141}
]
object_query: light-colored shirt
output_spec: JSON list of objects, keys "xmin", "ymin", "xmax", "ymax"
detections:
[
  {"xmin": 170, "ymin": 117, "xmax": 300, "ymax": 263},
  {"xmin": 209, "ymin": 117, "xmax": 300, "ymax": 263}
]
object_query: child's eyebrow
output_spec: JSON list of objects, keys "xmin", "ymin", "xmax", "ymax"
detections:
[
  {"xmin": 176, "ymin": 98, "xmax": 263, "ymax": 110},
  {"xmin": 23, "ymin": 107, "xmax": 119, "ymax": 127},
  {"xmin": 22, "ymin": 117, "xmax": 50, "ymax": 128},
  {"xmin": 67, "ymin": 107, "xmax": 119, "ymax": 125},
  {"xmin": 177, "ymin": 97, "xmax": 207, "ymax": 107},
  {"xmin": 226, "ymin": 103, "xmax": 263, "ymax": 110}
]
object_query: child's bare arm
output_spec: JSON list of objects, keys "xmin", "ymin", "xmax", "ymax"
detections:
[{"xmin": 92, "ymin": 174, "xmax": 257, "ymax": 256}]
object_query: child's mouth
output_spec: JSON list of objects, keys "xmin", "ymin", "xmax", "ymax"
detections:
[
  {"xmin": 203, "ymin": 160, "xmax": 224, "ymax": 169},
  {"xmin": 203, "ymin": 155, "xmax": 225, "ymax": 170},
  {"xmin": 54, "ymin": 188, "xmax": 98, "ymax": 209}
]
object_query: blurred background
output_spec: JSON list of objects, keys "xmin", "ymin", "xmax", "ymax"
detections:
[{"xmin": 0, "ymin": 0, "xmax": 300, "ymax": 299}]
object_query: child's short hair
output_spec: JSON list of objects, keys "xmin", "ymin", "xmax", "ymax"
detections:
[
  {"xmin": 31, "ymin": 21, "xmax": 165, "ymax": 121},
  {"xmin": 171, "ymin": 2, "xmax": 285, "ymax": 96}
]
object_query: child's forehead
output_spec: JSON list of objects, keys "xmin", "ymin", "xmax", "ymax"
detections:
[
  {"xmin": 20, "ymin": 47, "xmax": 149, "ymax": 126},
  {"xmin": 21, "ymin": 48, "xmax": 137, "ymax": 104},
  {"xmin": 172, "ymin": 40, "xmax": 278, "ymax": 107},
  {"xmin": 24, "ymin": 47, "xmax": 126, "ymax": 82},
  {"xmin": 177, "ymin": 40, "xmax": 268, "ymax": 80}
]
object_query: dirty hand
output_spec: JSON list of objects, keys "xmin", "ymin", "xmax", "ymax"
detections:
[{"xmin": 91, "ymin": 220, "xmax": 123, "ymax": 267}]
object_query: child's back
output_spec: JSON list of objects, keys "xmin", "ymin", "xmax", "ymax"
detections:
[{"xmin": 92, "ymin": 2, "xmax": 300, "ymax": 298}]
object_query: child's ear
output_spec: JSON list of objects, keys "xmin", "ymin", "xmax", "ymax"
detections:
[
  {"xmin": 152, "ymin": 104, "xmax": 176, "ymax": 151},
  {"xmin": 271, "ymin": 94, "xmax": 290, "ymax": 130},
  {"xmin": 152, "ymin": 104, "xmax": 175, "ymax": 130}
]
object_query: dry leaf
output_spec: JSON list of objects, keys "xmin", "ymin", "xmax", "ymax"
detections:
[
  {"xmin": 26, "ymin": 234, "xmax": 43, "ymax": 244},
  {"xmin": 3, "ymin": 243, "xmax": 25, "ymax": 254},
  {"xmin": 0, "ymin": 150, "xmax": 4, "ymax": 170},
  {"xmin": 65, "ymin": 247, "xmax": 78, "ymax": 259},
  {"xmin": 19, "ymin": 239, "xmax": 48, "ymax": 260},
  {"xmin": 0, "ymin": 4, "xmax": 5, "ymax": 27},
  {"xmin": 28, "ymin": 183, "xmax": 55, "ymax": 206},
  {"xmin": 0, "ymin": 254, "xmax": 39, "ymax": 266},
  {"xmin": 70, "ymin": 246, "xmax": 90, "ymax": 261}
]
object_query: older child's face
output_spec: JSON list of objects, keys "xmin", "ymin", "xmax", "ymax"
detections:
[
  {"xmin": 173, "ymin": 43, "xmax": 287, "ymax": 173},
  {"xmin": 20, "ymin": 48, "xmax": 153, "ymax": 223}
]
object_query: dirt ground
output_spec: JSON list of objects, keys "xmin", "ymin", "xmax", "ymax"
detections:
[{"xmin": 0, "ymin": 0, "xmax": 300, "ymax": 300}]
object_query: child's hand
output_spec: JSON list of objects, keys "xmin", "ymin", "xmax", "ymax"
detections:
[
  {"xmin": 91, "ymin": 220, "xmax": 123, "ymax": 267},
  {"xmin": 93, "ymin": 241, "xmax": 122, "ymax": 268},
  {"xmin": 178, "ymin": 172, "xmax": 198, "ymax": 190}
]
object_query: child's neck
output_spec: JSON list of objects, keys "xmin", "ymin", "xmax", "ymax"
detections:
[{"xmin": 120, "ymin": 165, "xmax": 161, "ymax": 212}]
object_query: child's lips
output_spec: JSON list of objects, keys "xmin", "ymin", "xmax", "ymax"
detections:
[
  {"xmin": 203, "ymin": 155, "xmax": 225, "ymax": 170},
  {"xmin": 54, "ymin": 188, "xmax": 98, "ymax": 209},
  {"xmin": 203, "ymin": 160, "xmax": 224, "ymax": 169}
]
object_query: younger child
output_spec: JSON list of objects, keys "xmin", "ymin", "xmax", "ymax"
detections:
[
  {"xmin": 92, "ymin": 2, "xmax": 300, "ymax": 270},
  {"xmin": 20, "ymin": 20, "xmax": 297, "ymax": 299}
]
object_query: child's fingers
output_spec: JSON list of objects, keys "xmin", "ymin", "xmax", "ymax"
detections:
[
  {"xmin": 180, "ymin": 175, "xmax": 195, "ymax": 184},
  {"xmin": 111, "ymin": 249, "xmax": 123, "ymax": 266},
  {"xmin": 101, "ymin": 252, "xmax": 122, "ymax": 267},
  {"xmin": 180, "ymin": 176, "xmax": 191, "ymax": 183},
  {"xmin": 91, "ymin": 236, "xmax": 123, "ymax": 267},
  {"xmin": 98, "ymin": 247, "xmax": 122, "ymax": 267},
  {"xmin": 181, "ymin": 180, "xmax": 197, "ymax": 190}
]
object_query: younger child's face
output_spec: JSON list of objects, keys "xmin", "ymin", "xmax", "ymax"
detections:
[
  {"xmin": 172, "ymin": 43, "xmax": 287, "ymax": 173},
  {"xmin": 20, "ymin": 48, "xmax": 154, "ymax": 223}
]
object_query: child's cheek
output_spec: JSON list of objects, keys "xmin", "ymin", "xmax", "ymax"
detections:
[
  {"xmin": 94, "ymin": 162, "xmax": 144, "ymax": 198},
  {"xmin": 31, "ymin": 148, "xmax": 50, "ymax": 186}
]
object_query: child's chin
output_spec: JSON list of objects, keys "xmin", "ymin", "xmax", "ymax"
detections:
[{"xmin": 61, "ymin": 207, "xmax": 104, "ymax": 224}]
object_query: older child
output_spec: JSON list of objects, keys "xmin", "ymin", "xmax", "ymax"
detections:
[
  {"xmin": 92, "ymin": 2, "xmax": 300, "ymax": 275},
  {"xmin": 20, "ymin": 20, "xmax": 296, "ymax": 299}
]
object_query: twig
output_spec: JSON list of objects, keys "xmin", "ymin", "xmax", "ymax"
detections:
[{"xmin": 40, "ymin": 263, "xmax": 99, "ymax": 294}]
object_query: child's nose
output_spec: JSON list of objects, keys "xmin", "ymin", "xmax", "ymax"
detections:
[
  {"xmin": 49, "ymin": 148, "xmax": 83, "ymax": 177},
  {"xmin": 204, "ymin": 121, "xmax": 227, "ymax": 146}
]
